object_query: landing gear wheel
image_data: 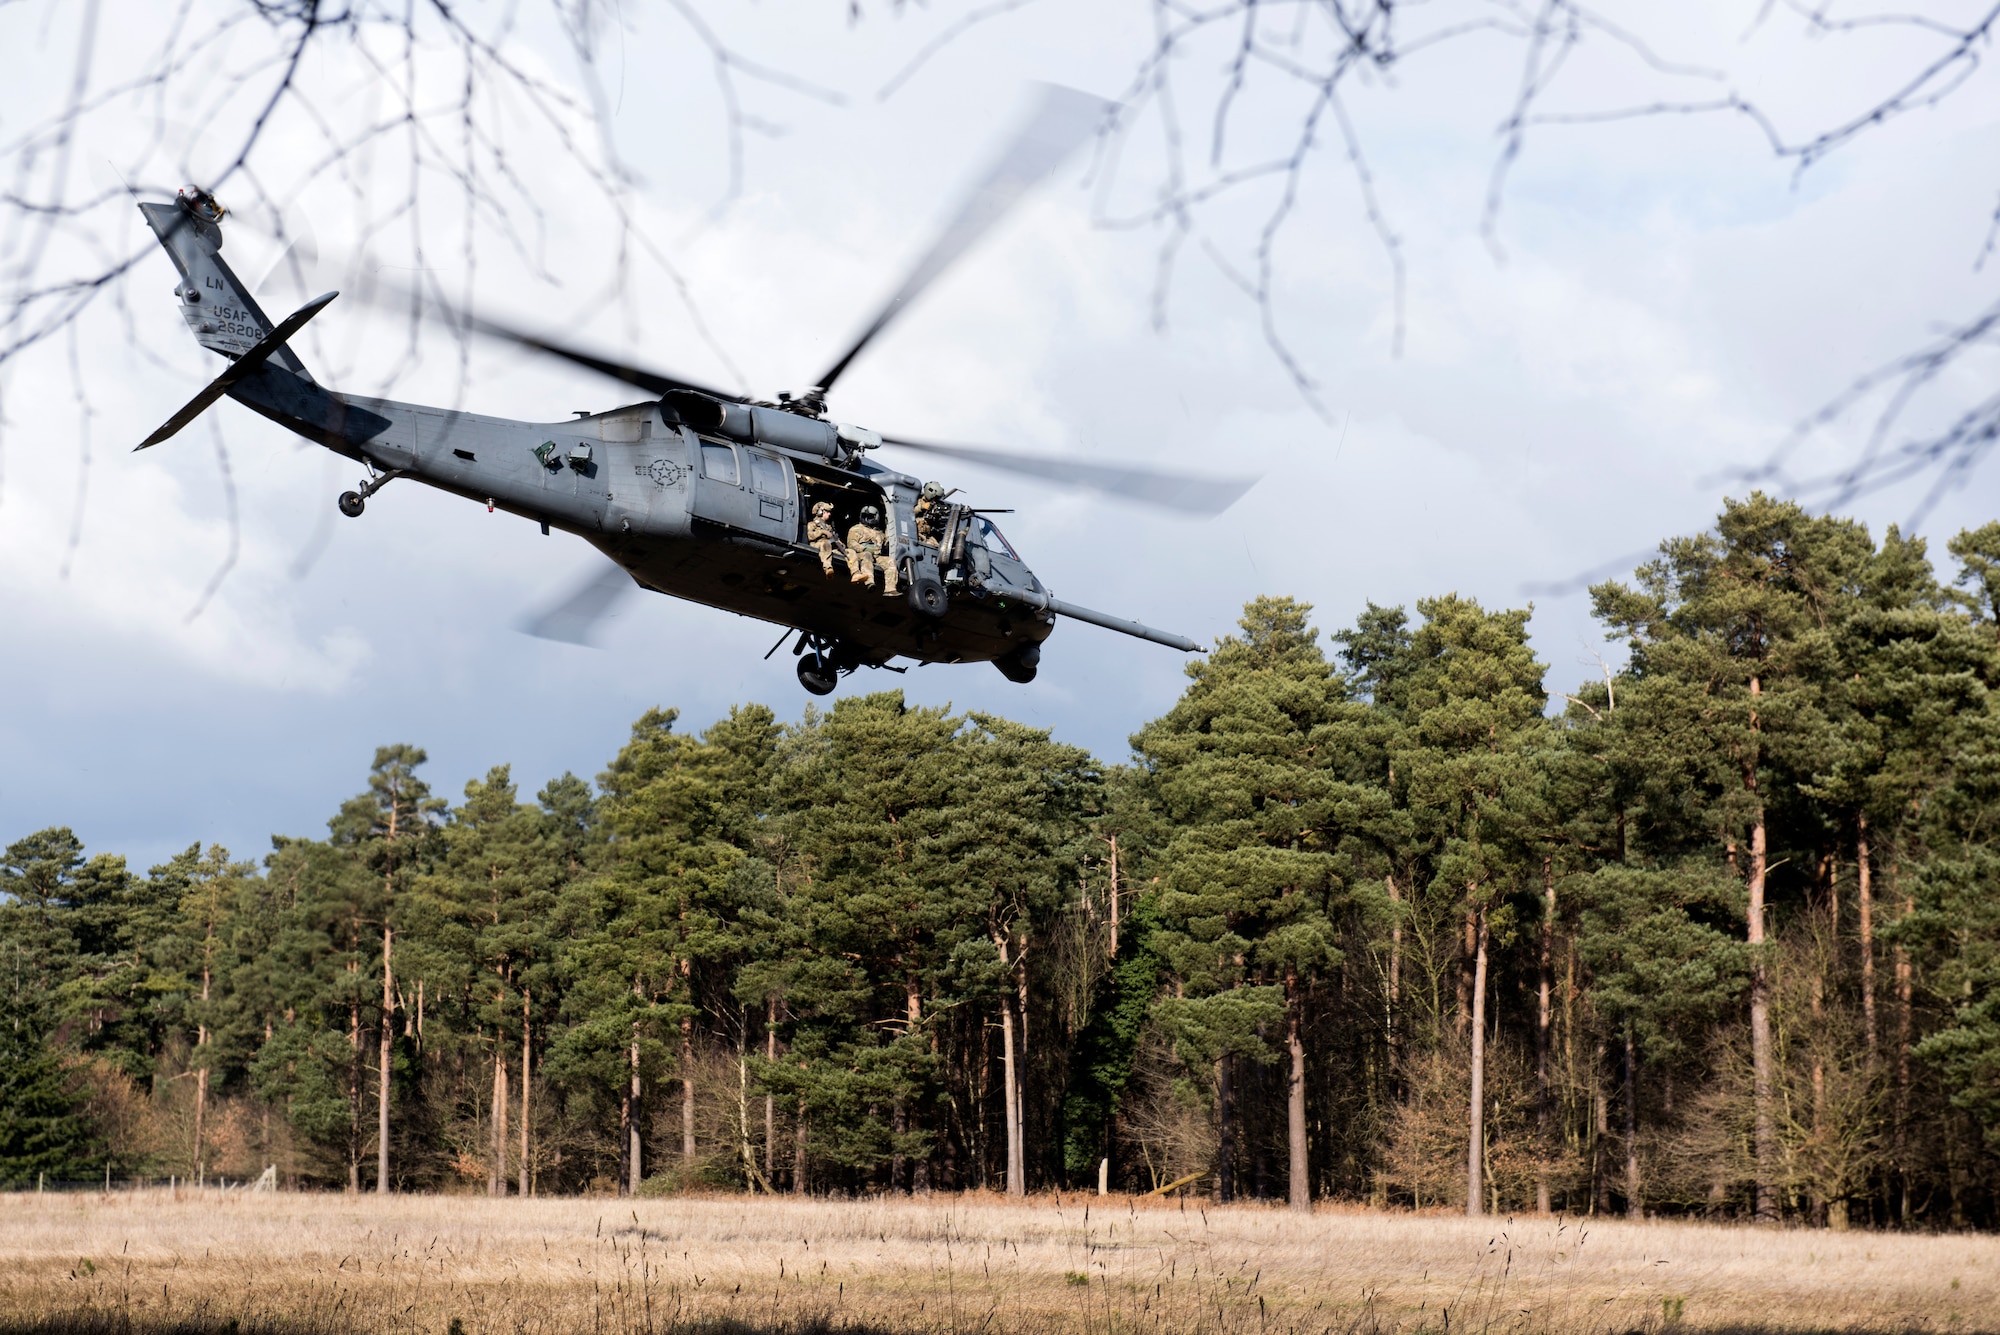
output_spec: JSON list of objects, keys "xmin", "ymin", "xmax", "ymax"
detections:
[
  {"xmin": 907, "ymin": 571, "xmax": 948, "ymax": 618},
  {"xmin": 337, "ymin": 491, "xmax": 366, "ymax": 518},
  {"xmin": 797, "ymin": 652, "xmax": 839, "ymax": 696}
]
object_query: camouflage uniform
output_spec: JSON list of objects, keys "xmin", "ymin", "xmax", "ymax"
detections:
[
  {"xmin": 806, "ymin": 502, "xmax": 839, "ymax": 575},
  {"xmin": 846, "ymin": 522, "xmax": 900, "ymax": 595},
  {"xmin": 913, "ymin": 494, "xmax": 948, "ymax": 548}
]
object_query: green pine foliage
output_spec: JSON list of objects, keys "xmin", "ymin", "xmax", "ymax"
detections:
[
  {"xmin": 9, "ymin": 495, "xmax": 2000, "ymax": 1223},
  {"xmin": 0, "ymin": 989, "xmax": 101, "ymax": 1183}
]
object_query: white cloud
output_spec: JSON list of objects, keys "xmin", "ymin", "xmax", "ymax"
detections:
[{"xmin": 2, "ymin": 0, "xmax": 1997, "ymax": 863}]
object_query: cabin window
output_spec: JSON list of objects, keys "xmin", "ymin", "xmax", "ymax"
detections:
[
  {"xmin": 972, "ymin": 515, "xmax": 1019, "ymax": 560},
  {"xmin": 700, "ymin": 442, "xmax": 739, "ymax": 485},
  {"xmin": 748, "ymin": 452, "xmax": 786, "ymax": 497}
]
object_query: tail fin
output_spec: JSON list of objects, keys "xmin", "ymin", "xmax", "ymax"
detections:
[
  {"xmin": 134, "ymin": 289, "xmax": 338, "ymax": 451},
  {"xmin": 139, "ymin": 190, "xmax": 314, "ymax": 382}
]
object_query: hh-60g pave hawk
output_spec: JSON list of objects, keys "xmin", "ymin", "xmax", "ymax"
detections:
[{"xmin": 132, "ymin": 86, "xmax": 1254, "ymax": 694}]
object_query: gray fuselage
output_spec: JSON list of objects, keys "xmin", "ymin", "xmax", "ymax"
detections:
[{"xmin": 226, "ymin": 367, "xmax": 1056, "ymax": 668}]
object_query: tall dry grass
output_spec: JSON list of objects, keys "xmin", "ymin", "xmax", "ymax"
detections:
[{"xmin": 0, "ymin": 1191, "xmax": 1993, "ymax": 1335}]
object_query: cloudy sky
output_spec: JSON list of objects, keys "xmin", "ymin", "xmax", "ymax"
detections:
[{"xmin": 2, "ymin": 0, "xmax": 1996, "ymax": 870}]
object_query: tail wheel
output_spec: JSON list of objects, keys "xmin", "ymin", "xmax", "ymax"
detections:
[{"xmin": 337, "ymin": 491, "xmax": 366, "ymax": 518}]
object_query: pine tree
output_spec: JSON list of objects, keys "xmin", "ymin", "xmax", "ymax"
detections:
[
  {"xmin": 1592, "ymin": 494, "xmax": 1872, "ymax": 1219},
  {"xmin": 774, "ymin": 693, "xmax": 983, "ymax": 1191},
  {"xmin": 1136, "ymin": 597, "xmax": 1348, "ymax": 1206},
  {"xmin": 150, "ymin": 843, "xmax": 260, "ymax": 1180},
  {"xmin": 1899, "ymin": 527, "xmax": 2000, "ymax": 1178},
  {"xmin": 1, "ymin": 828, "xmax": 87, "ymax": 1010},
  {"xmin": 0, "ymin": 986, "xmax": 100, "ymax": 1184},
  {"xmin": 410, "ymin": 766, "xmax": 560, "ymax": 1194},
  {"xmin": 1391, "ymin": 594, "xmax": 1547, "ymax": 1215},
  {"xmin": 332, "ymin": 746, "xmax": 442, "ymax": 1192}
]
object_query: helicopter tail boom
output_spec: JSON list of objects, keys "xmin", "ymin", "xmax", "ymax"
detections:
[{"xmin": 134, "ymin": 290, "xmax": 339, "ymax": 450}]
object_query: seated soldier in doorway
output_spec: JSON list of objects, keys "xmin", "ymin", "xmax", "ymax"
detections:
[
  {"xmin": 806, "ymin": 499, "xmax": 841, "ymax": 576},
  {"xmin": 846, "ymin": 505, "xmax": 900, "ymax": 596}
]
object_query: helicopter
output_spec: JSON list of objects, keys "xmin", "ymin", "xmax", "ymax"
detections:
[{"xmin": 132, "ymin": 86, "xmax": 1255, "ymax": 695}]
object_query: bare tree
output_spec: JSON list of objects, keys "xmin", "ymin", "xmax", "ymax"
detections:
[
  {"xmin": 4, "ymin": 0, "xmax": 1996, "ymax": 593},
  {"xmin": 881, "ymin": 0, "xmax": 2000, "ymax": 506},
  {"xmin": 0, "ymin": 0, "xmax": 825, "ymax": 595}
]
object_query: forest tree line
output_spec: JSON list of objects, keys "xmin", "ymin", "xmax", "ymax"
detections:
[{"xmin": 6, "ymin": 494, "xmax": 2000, "ymax": 1228}]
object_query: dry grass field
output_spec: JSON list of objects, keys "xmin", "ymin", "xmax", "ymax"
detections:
[{"xmin": 0, "ymin": 1191, "xmax": 1994, "ymax": 1335}]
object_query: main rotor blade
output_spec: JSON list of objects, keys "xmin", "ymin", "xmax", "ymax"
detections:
[
  {"xmin": 880, "ymin": 436, "xmax": 1258, "ymax": 517},
  {"xmin": 815, "ymin": 83, "xmax": 1113, "ymax": 395},
  {"xmin": 440, "ymin": 300, "xmax": 744, "ymax": 403},
  {"xmin": 519, "ymin": 561, "xmax": 638, "ymax": 645},
  {"xmin": 356, "ymin": 273, "xmax": 744, "ymax": 403}
]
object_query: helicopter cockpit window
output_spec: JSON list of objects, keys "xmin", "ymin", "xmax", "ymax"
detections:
[
  {"xmin": 700, "ymin": 442, "xmax": 739, "ymax": 485},
  {"xmin": 971, "ymin": 515, "xmax": 1019, "ymax": 561}
]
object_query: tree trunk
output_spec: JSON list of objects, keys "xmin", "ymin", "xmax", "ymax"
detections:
[
  {"xmin": 892, "ymin": 1099, "xmax": 909, "ymax": 1194},
  {"xmin": 1285, "ymin": 968, "xmax": 1309, "ymax": 1213},
  {"xmin": 193, "ymin": 1060, "xmax": 208, "ymax": 1184},
  {"xmin": 619, "ymin": 1073, "xmax": 632, "ymax": 1197},
  {"xmin": 378, "ymin": 926, "xmax": 392, "ymax": 1194},
  {"xmin": 195, "ymin": 951, "xmax": 211, "ymax": 1183},
  {"xmin": 682, "ymin": 1016, "xmax": 697, "ymax": 1164},
  {"xmin": 764, "ymin": 999, "xmax": 778, "ymax": 1185},
  {"xmin": 348, "ymin": 986, "xmax": 361, "ymax": 1194},
  {"xmin": 899, "ymin": 977, "xmax": 923, "ymax": 1193},
  {"xmin": 975, "ymin": 1012, "xmax": 990, "ymax": 1189},
  {"xmin": 1858, "ymin": 814, "xmax": 1877, "ymax": 1060},
  {"xmin": 1466, "ymin": 905, "xmax": 1489, "ymax": 1217},
  {"xmin": 1107, "ymin": 834, "xmax": 1120, "ymax": 959},
  {"xmin": 794, "ymin": 1093, "xmax": 809, "ymax": 1195},
  {"xmin": 379, "ymin": 797, "xmax": 398, "ymax": 1195},
  {"xmin": 261, "ymin": 1018, "xmax": 272, "ymax": 1171},
  {"xmin": 1457, "ymin": 910, "xmax": 1475, "ymax": 1037},
  {"xmin": 915, "ymin": 995, "xmax": 935, "ymax": 1195},
  {"xmin": 1592, "ymin": 1039, "xmax": 1610, "ymax": 1215},
  {"xmin": 1386, "ymin": 871, "xmax": 1403, "ymax": 1061},
  {"xmin": 520, "ymin": 989, "xmax": 531, "ymax": 1198},
  {"xmin": 1018, "ymin": 968, "xmax": 1031, "ymax": 1085},
  {"xmin": 736, "ymin": 1024, "xmax": 758, "ymax": 1192},
  {"xmin": 629, "ymin": 1021, "xmax": 643, "ymax": 1196},
  {"xmin": 1537, "ymin": 857, "xmax": 1554, "ymax": 1214},
  {"xmin": 1215, "ymin": 1050, "xmax": 1236, "ymax": 1202},
  {"xmin": 1000, "ymin": 990, "xmax": 1024, "ymax": 1197},
  {"xmin": 1623, "ymin": 1025, "xmax": 1641, "ymax": 1218},
  {"xmin": 1743, "ymin": 680, "xmax": 1777, "ymax": 1222},
  {"xmin": 492, "ymin": 1050, "xmax": 510, "ymax": 1197},
  {"xmin": 1815, "ymin": 855, "xmax": 1833, "ymax": 1228},
  {"xmin": 1748, "ymin": 803, "xmax": 1777, "ymax": 1221},
  {"xmin": 1894, "ymin": 865, "xmax": 1914, "ymax": 1221},
  {"xmin": 993, "ymin": 931, "xmax": 1026, "ymax": 1198}
]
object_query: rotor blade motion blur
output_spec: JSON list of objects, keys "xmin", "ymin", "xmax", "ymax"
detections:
[
  {"xmin": 519, "ymin": 561, "xmax": 637, "ymax": 645},
  {"xmin": 452, "ymin": 306, "xmax": 741, "ymax": 402},
  {"xmin": 815, "ymin": 83, "xmax": 1113, "ymax": 395},
  {"xmin": 880, "ymin": 436, "xmax": 1256, "ymax": 516},
  {"xmin": 362, "ymin": 276, "xmax": 743, "ymax": 404}
]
